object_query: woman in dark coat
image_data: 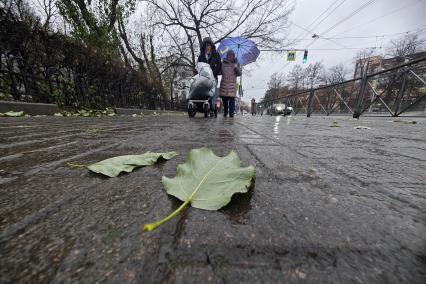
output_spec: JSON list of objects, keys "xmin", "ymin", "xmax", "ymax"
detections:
[
  {"xmin": 197, "ymin": 37, "xmax": 222, "ymax": 117},
  {"xmin": 197, "ymin": 37, "xmax": 222, "ymax": 80}
]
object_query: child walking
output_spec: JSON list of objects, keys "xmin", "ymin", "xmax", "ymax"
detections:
[{"xmin": 219, "ymin": 50, "xmax": 242, "ymax": 117}]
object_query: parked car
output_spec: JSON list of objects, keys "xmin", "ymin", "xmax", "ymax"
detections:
[{"xmin": 268, "ymin": 104, "xmax": 293, "ymax": 116}]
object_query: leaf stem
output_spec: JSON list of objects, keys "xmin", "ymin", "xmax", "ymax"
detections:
[
  {"xmin": 66, "ymin": 162, "xmax": 87, "ymax": 169},
  {"xmin": 143, "ymin": 198, "xmax": 191, "ymax": 232},
  {"xmin": 144, "ymin": 157, "xmax": 223, "ymax": 232}
]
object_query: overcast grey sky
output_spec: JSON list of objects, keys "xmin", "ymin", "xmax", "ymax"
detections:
[{"xmin": 241, "ymin": 0, "xmax": 426, "ymax": 103}]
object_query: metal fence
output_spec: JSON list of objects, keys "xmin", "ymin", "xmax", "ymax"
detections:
[
  {"xmin": 259, "ymin": 56, "xmax": 426, "ymax": 118},
  {"xmin": 0, "ymin": 69, "xmax": 186, "ymax": 111}
]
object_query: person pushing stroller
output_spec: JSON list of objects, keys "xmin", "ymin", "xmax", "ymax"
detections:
[{"xmin": 197, "ymin": 37, "xmax": 221, "ymax": 117}]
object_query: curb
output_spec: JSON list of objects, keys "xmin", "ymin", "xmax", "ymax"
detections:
[
  {"xmin": 0, "ymin": 101, "xmax": 183, "ymax": 116},
  {"xmin": 0, "ymin": 101, "xmax": 60, "ymax": 115}
]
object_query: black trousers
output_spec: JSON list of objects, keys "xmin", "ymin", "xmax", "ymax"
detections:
[{"xmin": 221, "ymin": 96, "xmax": 235, "ymax": 116}]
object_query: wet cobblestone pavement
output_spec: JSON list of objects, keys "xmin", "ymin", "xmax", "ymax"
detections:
[{"xmin": 0, "ymin": 115, "xmax": 425, "ymax": 283}]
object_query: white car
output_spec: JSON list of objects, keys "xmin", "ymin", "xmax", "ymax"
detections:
[{"xmin": 269, "ymin": 104, "xmax": 293, "ymax": 116}]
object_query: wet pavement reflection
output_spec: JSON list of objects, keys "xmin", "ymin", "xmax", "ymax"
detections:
[{"xmin": 0, "ymin": 115, "xmax": 425, "ymax": 283}]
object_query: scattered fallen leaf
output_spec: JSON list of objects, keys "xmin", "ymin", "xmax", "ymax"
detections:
[
  {"xmin": 55, "ymin": 108, "xmax": 116, "ymax": 117},
  {"xmin": 86, "ymin": 128, "xmax": 104, "ymax": 135},
  {"xmin": 0, "ymin": 111, "xmax": 24, "ymax": 117},
  {"xmin": 391, "ymin": 118, "xmax": 417, "ymax": 124},
  {"xmin": 88, "ymin": 151, "xmax": 178, "ymax": 177},
  {"xmin": 330, "ymin": 121, "xmax": 340, "ymax": 127},
  {"xmin": 144, "ymin": 148, "xmax": 255, "ymax": 231},
  {"xmin": 354, "ymin": 126, "xmax": 371, "ymax": 130}
]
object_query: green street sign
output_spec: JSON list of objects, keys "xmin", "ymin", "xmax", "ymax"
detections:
[{"xmin": 287, "ymin": 51, "xmax": 296, "ymax": 61}]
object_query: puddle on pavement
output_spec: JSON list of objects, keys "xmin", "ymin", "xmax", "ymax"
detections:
[
  {"xmin": 217, "ymin": 129, "xmax": 233, "ymax": 143},
  {"xmin": 273, "ymin": 116, "xmax": 281, "ymax": 139},
  {"xmin": 221, "ymin": 182, "xmax": 255, "ymax": 225}
]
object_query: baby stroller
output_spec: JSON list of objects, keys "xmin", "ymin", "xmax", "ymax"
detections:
[{"xmin": 187, "ymin": 63, "xmax": 217, "ymax": 118}]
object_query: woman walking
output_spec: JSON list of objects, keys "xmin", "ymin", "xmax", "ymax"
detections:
[
  {"xmin": 251, "ymin": 98, "xmax": 257, "ymax": 116},
  {"xmin": 219, "ymin": 50, "xmax": 241, "ymax": 118}
]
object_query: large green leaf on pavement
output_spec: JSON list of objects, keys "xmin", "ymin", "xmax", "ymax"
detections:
[
  {"xmin": 0, "ymin": 111, "xmax": 24, "ymax": 117},
  {"xmin": 88, "ymin": 152, "xmax": 178, "ymax": 177},
  {"xmin": 144, "ymin": 148, "xmax": 255, "ymax": 231}
]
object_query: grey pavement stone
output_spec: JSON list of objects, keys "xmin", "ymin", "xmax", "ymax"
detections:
[{"xmin": 0, "ymin": 115, "xmax": 425, "ymax": 283}]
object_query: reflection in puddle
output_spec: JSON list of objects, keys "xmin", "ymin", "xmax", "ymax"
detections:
[{"xmin": 273, "ymin": 116, "xmax": 281, "ymax": 138}]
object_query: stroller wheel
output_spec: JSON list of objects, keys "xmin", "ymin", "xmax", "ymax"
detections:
[
  {"xmin": 203, "ymin": 102, "xmax": 210, "ymax": 118},
  {"xmin": 187, "ymin": 103, "xmax": 196, "ymax": 118}
]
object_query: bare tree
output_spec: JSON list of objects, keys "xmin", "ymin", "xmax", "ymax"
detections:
[
  {"xmin": 267, "ymin": 72, "xmax": 285, "ymax": 89},
  {"xmin": 353, "ymin": 48, "xmax": 377, "ymax": 78},
  {"xmin": 117, "ymin": 13, "xmax": 147, "ymax": 72},
  {"xmin": 322, "ymin": 64, "xmax": 349, "ymax": 113},
  {"xmin": 35, "ymin": 0, "xmax": 59, "ymax": 30},
  {"xmin": 389, "ymin": 33, "xmax": 424, "ymax": 60},
  {"xmin": 287, "ymin": 64, "xmax": 304, "ymax": 93},
  {"xmin": 1, "ymin": 0, "xmax": 15, "ymax": 11},
  {"xmin": 57, "ymin": 0, "xmax": 123, "ymax": 37},
  {"xmin": 143, "ymin": 0, "xmax": 293, "ymax": 68},
  {"xmin": 117, "ymin": 9, "xmax": 189, "ymax": 99},
  {"xmin": 382, "ymin": 33, "xmax": 426, "ymax": 106},
  {"xmin": 355, "ymin": 48, "xmax": 375, "ymax": 62},
  {"xmin": 324, "ymin": 64, "xmax": 348, "ymax": 84},
  {"xmin": 263, "ymin": 72, "xmax": 284, "ymax": 103},
  {"xmin": 3, "ymin": 0, "xmax": 36, "ymax": 22},
  {"xmin": 304, "ymin": 62, "xmax": 324, "ymax": 89}
]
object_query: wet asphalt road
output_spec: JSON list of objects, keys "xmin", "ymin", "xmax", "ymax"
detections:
[{"xmin": 0, "ymin": 114, "xmax": 425, "ymax": 284}]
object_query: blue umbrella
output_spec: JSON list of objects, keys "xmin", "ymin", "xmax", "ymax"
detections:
[{"xmin": 217, "ymin": 37, "xmax": 260, "ymax": 66}]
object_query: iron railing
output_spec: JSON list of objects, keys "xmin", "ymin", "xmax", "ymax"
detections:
[
  {"xmin": 259, "ymin": 56, "xmax": 426, "ymax": 117},
  {"xmin": 0, "ymin": 69, "xmax": 186, "ymax": 111}
]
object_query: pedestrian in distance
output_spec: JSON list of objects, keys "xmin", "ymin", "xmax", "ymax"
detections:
[
  {"xmin": 197, "ymin": 37, "xmax": 221, "ymax": 117},
  {"xmin": 251, "ymin": 98, "xmax": 257, "ymax": 116},
  {"xmin": 219, "ymin": 50, "xmax": 242, "ymax": 118}
]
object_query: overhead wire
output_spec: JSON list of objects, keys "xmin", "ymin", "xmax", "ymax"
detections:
[
  {"xmin": 260, "ymin": 47, "xmax": 382, "ymax": 51},
  {"xmin": 288, "ymin": 0, "xmax": 343, "ymax": 46},
  {"xmin": 248, "ymin": 0, "xmax": 416, "ymax": 90},
  {"xmin": 307, "ymin": 0, "xmax": 347, "ymax": 33},
  {"xmin": 331, "ymin": 0, "xmax": 424, "ymax": 37},
  {"xmin": 286, "ymin": 0, "xmax": 351, "ymax": 51},
  {"xmin": 319, "ymin": 0, "xmax": 378, "ymax": 36},
  {"xmin": 282, "ymin": 27, "xmax": 426, "ymax": 41}
]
